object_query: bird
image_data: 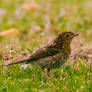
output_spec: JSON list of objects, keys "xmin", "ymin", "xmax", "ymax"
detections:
[{"xmin": 5, "ymin": 32, "xmax": 79, "ymax": 72}]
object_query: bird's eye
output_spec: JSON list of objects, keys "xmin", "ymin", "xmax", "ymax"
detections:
[{"xmin": 66, "ymin": 34, "xmax": 70, "ymax": 38}]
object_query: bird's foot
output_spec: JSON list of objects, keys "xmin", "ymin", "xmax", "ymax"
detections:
[{"xmin": 42, "ymin": 68, "xmax": 54, "ymax": 78}]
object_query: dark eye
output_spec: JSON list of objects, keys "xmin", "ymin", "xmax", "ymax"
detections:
[{"xmin": 66, "ymin": 34, "xmax": 70, "ymax": 38}]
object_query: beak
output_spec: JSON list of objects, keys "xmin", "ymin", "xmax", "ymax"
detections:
[{"xmin": 73, "ymin": 33, "xmax": 79, "ymax": 37}]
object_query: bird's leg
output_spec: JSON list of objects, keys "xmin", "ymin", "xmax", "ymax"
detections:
[
  {"xmin": 42, "ymin": 67, "xmax": 46, "ymax": 74},
  {"xmin": 47, "ymin": 68, "xmax": 50, "ymax": 77},
  {"xmin": 42, "ymin": 67, "xmax": 45, "ymax": 72},
  {"xmin": 42, "ymin": 67, "xmax": 50, "ymax": 77}
]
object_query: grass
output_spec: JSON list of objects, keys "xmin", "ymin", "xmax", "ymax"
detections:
[{"xmin": 0, "ymin": 0, "xmax": 92, "ymax": 92}]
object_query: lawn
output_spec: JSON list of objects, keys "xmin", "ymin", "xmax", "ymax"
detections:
[{"xmin": 0, "ymin": 0, "xmax": 92, "ymax": 92}]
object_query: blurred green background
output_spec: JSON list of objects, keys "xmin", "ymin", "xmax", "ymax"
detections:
[{"xmin": 0, "ymin": 0, "xmax": 92, "ymax": 92}]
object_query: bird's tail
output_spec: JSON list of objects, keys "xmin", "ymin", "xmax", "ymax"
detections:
[{"xmin": 4, "ymin": 58, "xmax": 31, "ymax": 66}]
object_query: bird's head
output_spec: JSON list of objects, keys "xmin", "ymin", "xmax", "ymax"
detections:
[{"xmin": 54, "ymin": 32, "xmax": 79, "ymax": 46}]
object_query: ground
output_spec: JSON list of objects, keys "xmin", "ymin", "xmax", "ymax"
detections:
[{"xmin": 0, "ymin": 0, "xmax": 92, "ymax": 92}]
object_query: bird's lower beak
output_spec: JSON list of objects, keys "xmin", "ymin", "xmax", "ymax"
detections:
[{"xmin": 73, "ymin": 33, "xmax": 79, "ymax": 37}]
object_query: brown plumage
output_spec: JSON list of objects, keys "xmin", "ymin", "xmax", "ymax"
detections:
[{"xmin": 5, "ymin": 32, "xmax": 79, "ymax": 70}]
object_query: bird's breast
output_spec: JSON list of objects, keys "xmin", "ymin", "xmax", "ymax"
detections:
[{"xmin": 61, "ymin": 44, "xmax": 71, "ymax": 55}]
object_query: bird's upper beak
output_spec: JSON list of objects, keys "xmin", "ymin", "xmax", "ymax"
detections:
[{"xmin": 73, "ymin": 33, "xmax": 79, "ymax": 37}]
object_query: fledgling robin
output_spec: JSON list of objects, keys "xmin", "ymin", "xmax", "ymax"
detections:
[{"xmin": 5, "ymin": 32, "xmax": 79, "ymax": 71}]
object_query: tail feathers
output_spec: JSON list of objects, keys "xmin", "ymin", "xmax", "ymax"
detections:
[{"xmin": 5, "ymin": 58, "xmax": 31, "ymax": 66}]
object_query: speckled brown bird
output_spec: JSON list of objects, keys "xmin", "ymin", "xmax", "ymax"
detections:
[{"xmin": 5, "ymin": 32, "xmax": 79, "ymax": 71}]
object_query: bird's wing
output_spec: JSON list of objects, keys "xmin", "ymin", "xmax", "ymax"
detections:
[
  {"xmin": 28, "ymin": 44, "xmax": 58, "ymax": 61},
  {"xmin": 33, "ymin": 52, "xmax": 66, "ymax": 68}
]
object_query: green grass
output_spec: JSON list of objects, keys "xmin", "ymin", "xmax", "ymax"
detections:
[{"xmin": 0, "ymin": 0, "xmax": 92, "ymax": 92}]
